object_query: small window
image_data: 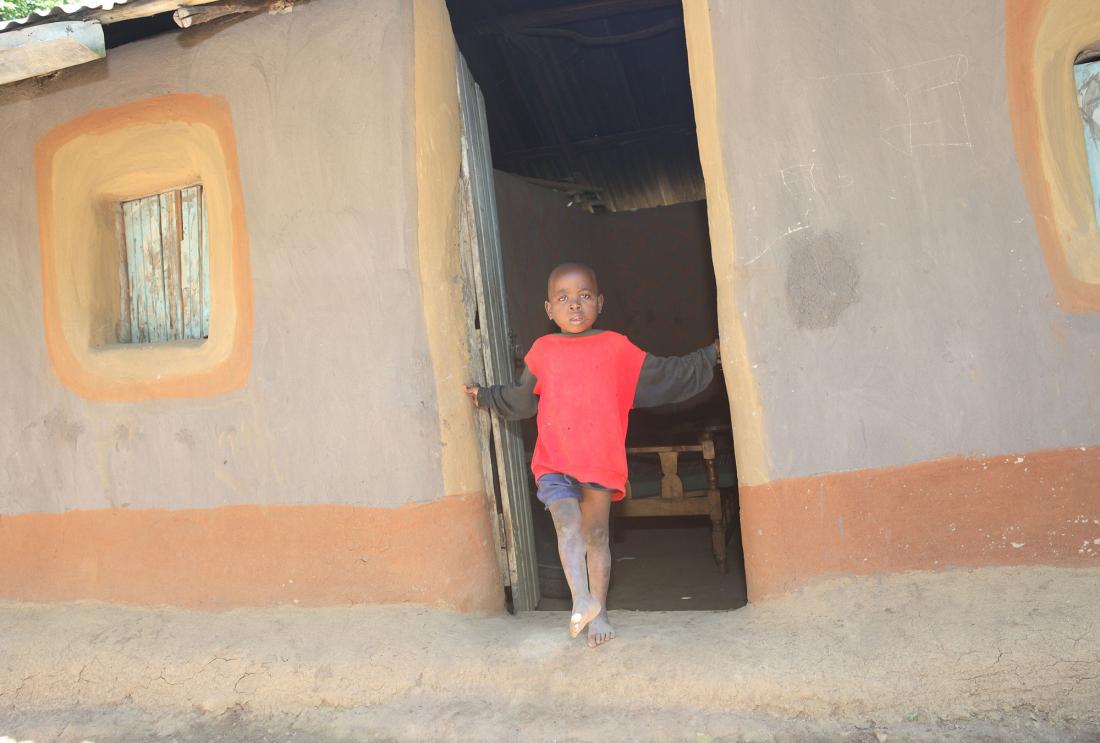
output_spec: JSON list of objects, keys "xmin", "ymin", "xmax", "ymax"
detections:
[
  {"xmin": 118, "ymin": 185, "xmax": 210, "ymax": 343},
  {"xmin": 1076, "ymin": 54, "xmax": 1100, "ymax": 230}
]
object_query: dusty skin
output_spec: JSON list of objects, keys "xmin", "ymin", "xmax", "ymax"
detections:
[{"xmin": 2, "ymin": 566, "xmax": 1099, "ymax": 741}]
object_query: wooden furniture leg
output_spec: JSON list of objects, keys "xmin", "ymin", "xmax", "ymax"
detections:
[
  {"xmin": 620, "ymin": 431, "xmax": 730, "ymax": 574},
  {"xmin": 701, "ymin": 434, "xmax": 727, "ymax": 573}
]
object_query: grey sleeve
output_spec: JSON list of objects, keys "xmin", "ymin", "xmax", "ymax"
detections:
[
  {"xmin": 633, "ymin": 344, "xmax": 718, "ymax": 409},
  {"xmin": 476, "ymin": 365, "xmax": 539, "ymax": 420}
]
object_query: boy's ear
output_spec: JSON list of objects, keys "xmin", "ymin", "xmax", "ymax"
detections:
[
  {"xmin": 544, "ymin": 299, "xmax": 553, "ymax": 318},
  {"xmin": 597, "ymin": 294, "xmax": 605, "ymax": 314}
]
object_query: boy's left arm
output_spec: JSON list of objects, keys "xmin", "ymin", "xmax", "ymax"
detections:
[{"xmin": 632, "ymin": 340, "xmax": 720, "ymax": 408}]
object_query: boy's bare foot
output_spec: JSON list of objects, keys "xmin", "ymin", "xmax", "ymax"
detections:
[
  {"xmin": 587, "ymin": 614, "xmax": 615, "ymax": 648},
  {"xmin": 569, "ymin": 595, "xmax": 601, "ymax": 638}
]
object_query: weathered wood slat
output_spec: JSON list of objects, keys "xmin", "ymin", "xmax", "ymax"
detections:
[
  {"xmin": 115, "ymin": 206, "xmax": 132, "ymax": 344},
  {"xmin": 200, "ymin": 187, "xmax": 211, "ymax": 338},
  {"xmin": 180, "ymin": 185, "xmax": 204, "ymax": 339},
  {"xmin": 138, "ymin": 195, "xmax": 168, "ymax": 342},
  {"xmin": 159, "ymin": 191, "xmax": 184, "ymax": 340},
  {"xmin": 122, "ymin": 200, "xmax": 147, "ymax": 343}
]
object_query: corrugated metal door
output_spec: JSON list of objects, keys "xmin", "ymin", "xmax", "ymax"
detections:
[{"xmin": 456, "ymin": 51, "xmax": 540, "ymax": 612}]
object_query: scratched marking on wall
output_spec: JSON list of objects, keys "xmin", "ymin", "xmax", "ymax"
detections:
[
  {"xmin": 742, "ymin": 162, "xmax": 854, "ymax": 266},
  {"xmin": 780, "ymin": 163, "xmax": 819, "ymax": 196},
  {"xmin": 740, "ymin": 55, "xmax": 974, "ymax": 268},
  {"xmin": 880, "ymin": 54, "xmax": 973, "ymax": 155},
  {"xmin": 810, "ymin": 54, "xmax": 973, "ymax": 157}
]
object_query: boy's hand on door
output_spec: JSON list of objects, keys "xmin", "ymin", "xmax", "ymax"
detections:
[{"xmin": 463, "ymin": 384, "xmax": 482, "ymax": 408}]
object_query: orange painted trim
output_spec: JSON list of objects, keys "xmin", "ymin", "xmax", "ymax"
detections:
[
  {"xmin": 740, "ymin": 444, "xmax": 1100, "ymax": 600},
  {"xmin": 1005, "ymin": 0, "xmax": 1100, "ymax": 311},
  {"xmin": 35, "ymin": 93, "xmax": 253, "ymax": 401},
  {"xmin": 0, "ymin": 493, "xmax": 504, "ymax": 613}
]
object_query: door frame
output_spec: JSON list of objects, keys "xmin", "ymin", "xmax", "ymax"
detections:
[{"xmin": 455, "ymin": 50, "xmax": 541, "ymax": 612}]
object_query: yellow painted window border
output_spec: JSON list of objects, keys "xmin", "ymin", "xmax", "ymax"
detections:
[
  {"xmin": 35, "ymin": 94, "xmax": 253, "ymax": 401},
  {"xmin": 1006, "ymin": 0, "xmax": 1100, "ymax": 312}
]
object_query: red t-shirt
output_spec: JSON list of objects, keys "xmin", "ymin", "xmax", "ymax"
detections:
[{"xmin": 525, "ymin": 331, "xmax": 647, "ymax": 497}]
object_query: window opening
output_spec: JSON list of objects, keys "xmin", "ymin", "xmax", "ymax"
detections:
[
  {"xmin": 118, "ymin": 184, "xmax": 210, "ymax": 343},
  {"xmin": 1075, "ymin": 56, "xmax": 1100, "ymax": 229}
]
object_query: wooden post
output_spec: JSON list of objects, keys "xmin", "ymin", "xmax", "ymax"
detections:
[{"xmin": 658, "ymin": 450, "xmax": 683, "ymax": 499}]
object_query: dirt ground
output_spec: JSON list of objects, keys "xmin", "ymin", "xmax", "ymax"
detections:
[
  {"xmin": 537, "ymin": 520, "xmax": 747, "ymax": 612},
  {"xmin": 2, "ymin": 565, "xmax": 1099, "ymax": 742}
]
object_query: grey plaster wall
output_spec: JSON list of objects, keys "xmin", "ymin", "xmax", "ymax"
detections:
[
  {"xmin": 0, "ymin": 0, "xmax": 444, "ymax": 513},
  {"xmin": 494, "ymin": 172, "xmax": 718, "ymax": 359},
  {"xmin": 707, "ymin": 0, "xmax": 1100, "ymax": 479}
]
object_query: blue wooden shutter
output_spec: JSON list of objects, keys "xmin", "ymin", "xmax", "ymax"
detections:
[
  {"xmin": 120, "ymin": 185, "xmax": 209, "ymax": 343},
  {"xmin": 1076, "ymin": 59, "xmax": 1100, "ymax": 229}
]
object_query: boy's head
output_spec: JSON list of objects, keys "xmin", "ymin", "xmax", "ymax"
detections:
[{"xmin": 545, "ymin": 262, "xmax": 604, "ymax": 334}]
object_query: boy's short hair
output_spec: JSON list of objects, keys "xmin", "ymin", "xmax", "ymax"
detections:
[{"xmin": 547, "ymin": 262, "xmax": 599, "ymax": 294}]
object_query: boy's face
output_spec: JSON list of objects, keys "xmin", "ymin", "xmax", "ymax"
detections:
[{"xmin": 545, "ymin": 265, "xmax": 604, "ymax": 334}]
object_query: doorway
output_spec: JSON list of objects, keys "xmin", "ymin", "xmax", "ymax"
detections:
[{"xmin": 448, "ymin": 0, "xmax": 746, "ymax": 612}]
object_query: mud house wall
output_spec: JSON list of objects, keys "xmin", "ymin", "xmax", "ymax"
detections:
[
  {"xmin": 493, "ymin": 172, "xmax": 718, "ymax": 359},
  {"xmin": 0, "ymin": 0, "xmax": 501, "ymax": 611},
  {"xmin": 685, "ymin": 0, "xmax": 1100, "ymax": 598}
]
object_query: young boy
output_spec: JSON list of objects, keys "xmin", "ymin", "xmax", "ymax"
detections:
[{"xmin": 464, "ymin": 262, "xmax": 720, "ymax": 648}]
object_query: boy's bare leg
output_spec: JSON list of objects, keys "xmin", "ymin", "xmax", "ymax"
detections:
[
  {"xmin": 580, "ymin": 488, "xmax": 615, "ymax": 648},
  {"xmin": 548, "ymin": 498, "xmax": 601, "ymax": 638}
]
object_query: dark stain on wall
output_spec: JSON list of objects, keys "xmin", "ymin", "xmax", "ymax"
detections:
[
  {"xmin": 784, "ymin": 230, "xmax": 861, "ymax": 330},
  {"xmin": 43, "ymin": 408, "xmax": 84, "ymax": 445}
]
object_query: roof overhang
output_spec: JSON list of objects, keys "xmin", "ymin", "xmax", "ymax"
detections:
[
  {"xmin": 0, "ymin": 0, "xmax": 224, "ymax": 86},
  {"xmin": 0, "ymin": 20, "xmax": 104, "ymax": 86}
]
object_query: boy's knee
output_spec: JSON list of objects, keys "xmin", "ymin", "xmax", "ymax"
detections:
[
  {"xmin": 554, "ymin": 519, "xmax": 581, "ymax": 539},
  {"xmin": 583, "ymin": 524, "xmax": 609, "ymax": 546},
  {"xmin": 550, "ymin": 506, "xmax": 582, "ymax": 538}
]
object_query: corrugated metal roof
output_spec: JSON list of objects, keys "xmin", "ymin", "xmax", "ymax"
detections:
[
  {"xmin": 498, "ymin": 124, "xmax": 704, "ymax": 212},
  {"xmin": 448, "ymin": 0, "xmax": 704, "ymax": 212},
  {"xmin": 2, "ymin": 2, "xmax": 127, "ymax": 31}
]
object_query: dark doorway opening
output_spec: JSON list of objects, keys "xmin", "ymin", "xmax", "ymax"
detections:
[{"xmin": 448, "ymin": 0, "xmax": 746, "ymax": 612}]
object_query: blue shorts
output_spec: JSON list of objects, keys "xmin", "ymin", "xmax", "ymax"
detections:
[{"xmin": 535, "ymin": 473, "xmax": 613, "ymax": 508}]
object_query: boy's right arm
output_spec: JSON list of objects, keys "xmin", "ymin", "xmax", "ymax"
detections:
[{"xmin": 466, "ymin": 365, "xmax": 539, "ymax": 420}]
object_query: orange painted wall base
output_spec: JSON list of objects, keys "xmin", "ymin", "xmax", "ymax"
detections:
[
  {"xmin": 740, "ymin": 445, "xmax": 1100, "ymax": 600},
  {"xmin": 0, "ymin": 493, "xmax": 503, "ymax": 613}
]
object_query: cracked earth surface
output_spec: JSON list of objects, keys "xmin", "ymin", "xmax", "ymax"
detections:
[{"xmin": 1, "ymin": 566, "xmax": 1098, "ymax": 741}]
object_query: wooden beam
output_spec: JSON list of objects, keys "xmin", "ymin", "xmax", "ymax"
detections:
[
  {"xmin": 0, "ymin": 0, "xmax": 225, "ymax": 31},
  {"xmin": 474, "ymin": 0, "xmax": 679, "ymax": 35},
  {"xmin": 85, "ymin": 0, "xmax": 222, "ymax": 26},
  {"xmin": 613, "ymin": 497, "xmax": 712, "ymax": 518},
  {"xmin": 173, "ymin": 1, "xmax": 266, "ymax": 28}
]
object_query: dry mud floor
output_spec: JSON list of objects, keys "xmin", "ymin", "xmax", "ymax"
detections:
[{"xmin": 2, "ymin": 566, "xmax": 1099, "ymax": 742}]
